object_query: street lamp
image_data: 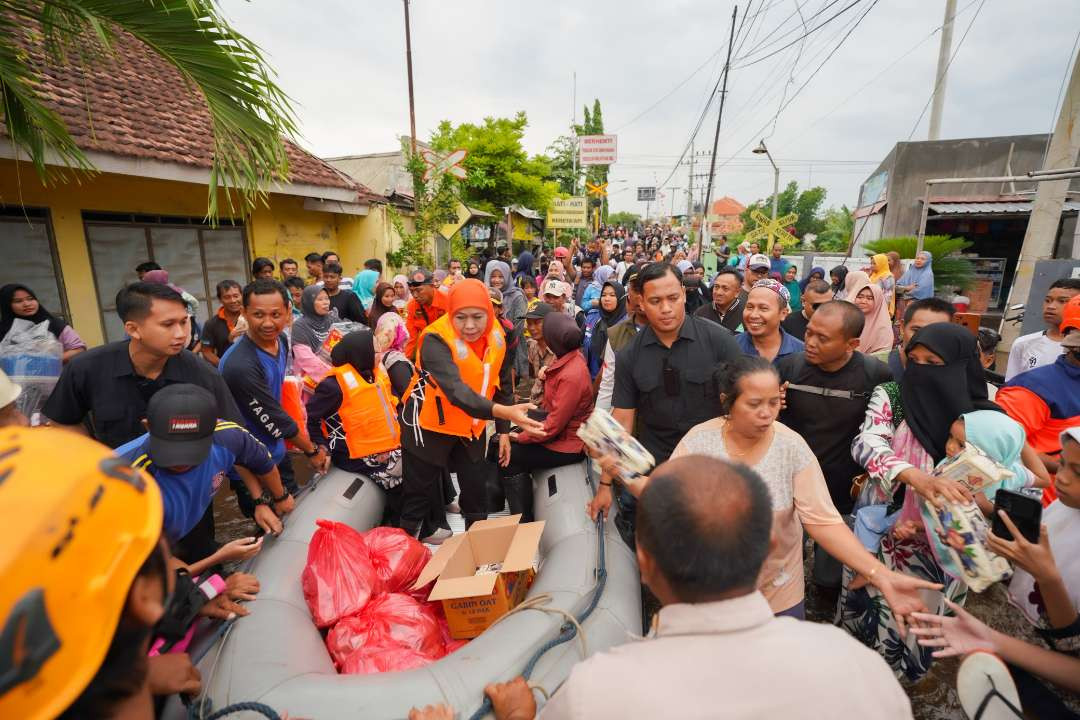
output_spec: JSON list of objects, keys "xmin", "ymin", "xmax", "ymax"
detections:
[{"xmin": 752, "ymin": 140, "xmax": 780, "ymax": 232}]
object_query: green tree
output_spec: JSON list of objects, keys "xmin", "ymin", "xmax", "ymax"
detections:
[
  {"xmin": 545, "ymin": 134, "xmax": 578, "ymax": 195},
  {"xmin": 1, "ymin": 0, "xmax": 297, "ymax": 221},
  {"xmin": 740, "ymin": 180, "xmax": 828, "ymax": 242},
  {"xmin": 607, "ymin": 211, "xmax": 640, "ymax": 227},
  {"xmin": 385, "ymin": 141, "xmax": 460, "ymax": 270},
  {"xmin": 862, "ymin": 235, "xmax": 974, "ymax": 293},
  {"xmin": 429, "ymin": 112, "xmax": 558, "ymax": 216},
  {"xmin": 815, "ymin": 205, "xmax": 854, "ymax": 252}
]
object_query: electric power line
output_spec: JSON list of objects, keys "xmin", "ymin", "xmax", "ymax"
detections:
[{"xmin": 733, "ymin": 0, "xmax": 861, "ymax": 69}]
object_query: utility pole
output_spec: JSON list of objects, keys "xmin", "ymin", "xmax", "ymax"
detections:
[
  {"xmin": 698, "ymin": 5, "xmax": 738, "ymax": 259},
  {"xmin": 927, "ymin": 0, "xmax": 956, "ymax": 141},
  {"xmin": 687, "ymin": 143, "xmax": 695, "ymax": 226},
  {"xmin": 999, "ymin": 47, "xmax": 1080, "ymax": 349},
  {"xmin": 402, "ymin": 0, "xmax": 418, "ymax": 156}
]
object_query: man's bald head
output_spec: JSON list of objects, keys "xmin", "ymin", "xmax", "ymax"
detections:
[
  {"xmin": 814, "ymin": 300, "xmax": 864, "ymax": 340},
  {"xmin": 636, "ymin": 455, "xmax": 773, "ymax": 603}
]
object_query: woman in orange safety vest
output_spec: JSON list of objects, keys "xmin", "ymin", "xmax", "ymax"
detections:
[
  {"xmin": 401, "ymin": 279, "xmax": 542, "ymax": 542},
  {"xmin": 306, "ymin": 330, "xmax": 410, "ymax": 522}
]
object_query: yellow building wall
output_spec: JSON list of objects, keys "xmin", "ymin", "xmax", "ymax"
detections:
[{"xmin": 0, "ymin": 159, "xmax": 392, "ymax": 346}]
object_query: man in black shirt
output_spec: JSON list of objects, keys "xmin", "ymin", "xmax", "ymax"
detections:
[
  {"xmin": 45, "ymin": 282, "xmax": 241, "ymax": 449},
  {"xmin": 590, "ymin": 262, "xmax": 740, "ymax": 544},
  {"xmin": 200, "ymin": 279, "xmax": 244, "ymax": 366},
  {"xmin": 777, "ymin": 301, "xmax": 891, "ymax": 590},
  {"xmin": 322, "ymin": 263, "xmax": 367, "ymax": 323},
  {"xmin": 781, "ymin": 278, "xmax": 834, "ymax": 341},
  {"xmin": 695, "ymin": 267, "xmax": 746, "ymax": 333}
]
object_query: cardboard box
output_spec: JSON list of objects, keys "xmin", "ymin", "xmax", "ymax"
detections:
[{"xmin": 412, "ymin": 514, "xmax": 544, "ymax": 639}]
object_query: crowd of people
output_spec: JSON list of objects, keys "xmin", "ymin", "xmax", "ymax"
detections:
[{"xmin": 3, "ymin": 224, "xmax": 1080, "ymax": 720}]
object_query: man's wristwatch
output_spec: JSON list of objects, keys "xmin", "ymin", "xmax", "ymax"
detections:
[
  {"xmin": 272, "ymin": 491, "xmax": 292, "ymax": 504},
  {"xmin": 253, "ymin": 491, "xmax": 274, "ymax": 507}
]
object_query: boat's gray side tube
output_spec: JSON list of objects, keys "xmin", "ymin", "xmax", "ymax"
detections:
[{"xmin": 174, "ymin": 462, "xmax": 640, "ymax": 720}]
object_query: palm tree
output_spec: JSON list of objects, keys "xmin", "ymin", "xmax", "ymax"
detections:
[{"xmin": 0, "ymin": 0, "xmax": 298, "ymax": 220}]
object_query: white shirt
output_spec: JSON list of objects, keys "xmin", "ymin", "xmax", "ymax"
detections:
[
  {"xmin": 539, "ymin": 592, "xmax": 912, "ymax": 720},
  {"xmin": 1005, "ymin": 331, "xmax": 1062, "ymax": 381}
]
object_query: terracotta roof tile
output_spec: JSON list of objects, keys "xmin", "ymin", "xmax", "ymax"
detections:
[
  {"xmin": 710, "ymin": 196, "xmax": 746, "ymax": 216},
  {"xmin": 13, "ymin": 30, "xmax": 380, "ymax": 200}
]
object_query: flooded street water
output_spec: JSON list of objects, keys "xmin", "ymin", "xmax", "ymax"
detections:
[{"xmin": 213, "ymin": 463, "xmax": 1040, "ymax": 720}]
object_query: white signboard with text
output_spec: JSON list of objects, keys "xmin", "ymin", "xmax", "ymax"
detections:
[{"xmin": 579, "ymin": 134, "xmax": 617, "ymax": 166}]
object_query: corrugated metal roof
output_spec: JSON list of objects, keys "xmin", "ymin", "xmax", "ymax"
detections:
[{"xmin": 928, "ymin": 200, "xmax": 1080, "ymax": 214}]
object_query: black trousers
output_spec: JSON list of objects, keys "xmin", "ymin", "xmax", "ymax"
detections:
[
  {"xmin": 400, "ymin": 435, "xmax": 489, "ymax": 535},
  {"xmin": 500, "ymin": 443, "xmax": 583, "ymax": 478}
]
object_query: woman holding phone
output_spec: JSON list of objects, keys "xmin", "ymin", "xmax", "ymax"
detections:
[
  {"xmin": 498, "ymin": 312, "xmax": 594, "ymax": 521},
  {"xmin": 399, "ymin": 279, "xmax": 542, "ymax": 541}
]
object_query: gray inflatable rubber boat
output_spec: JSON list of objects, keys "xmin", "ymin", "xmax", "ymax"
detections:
[{"xmin": 167, "ymin": 461, "xmax": 641, "ymax": 719}]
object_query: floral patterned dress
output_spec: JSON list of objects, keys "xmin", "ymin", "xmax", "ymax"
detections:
[{"xmin": 838, "ymin": 381, "xmax": 967, "ymax": 682}]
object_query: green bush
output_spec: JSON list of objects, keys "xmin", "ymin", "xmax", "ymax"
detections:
[{"xmin": 861, "ymin": 235, "xmax": 974, "ymax": 294}]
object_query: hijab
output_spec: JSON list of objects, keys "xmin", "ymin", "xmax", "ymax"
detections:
[
  {"xmin": 447, "ymin": 278, "xmax": 495, "ymax": 357},
  {"xmin": 960, "ymin": 410, "xmax": 1030, "ymax": 496},
  {"xmin": 545, "ymin": 258, "xmax": 566, "ymax": 281},
  {"xmin": 375, "ymin": 310, "xmax": 409, "ymax": 353},
  {"xmin": 330, "ymin": 328, "xmax": 376, "ymax": 382},
  {"xmin": 484, "ymin": 260, "xmax": 511, "ymax": 290},
  {"xmin": 464, "ymin": 259, "xmax": 483, "ymax": 280},
  {"xmin": 354, "ymin": 269, "xmax": 380, "ymax": 310},
  {"xmin": 367, "ymin": 281, "xmax": 396, "ymax": 329},
  {"xmin": 485, "ymin": 259, "xmax": 525, "ymax": 314},
  {"xmin": 515, "ymin": 251, "xmax": 534, "ymax": 283},
  {"xmin": 799, "ymin": 266, "xmax": 825, "ymax": 292},
  {"xmin": 590, "ymin": 265, "xmax": 615, "ymax": 291},
  {"xmin": 589, "ymin": 280, "xmax": 627, "ymax": 365},
  {"xmin": 841, "ymin": 270, "xmax": 870, "ymax": 301},
  {"xmin": 291, "ymin": 285, "xmax": 337, "ymax": 353},
  {"xmin": 782, "ymin": 264, "xmax": 802, "ymax": 312},
  {"xmin": 848, "ymin": 276, "xmax": 893, "ymax": 354},
  {"xmin": 899, "ymin": 251, "xmax": 935, "ymax": 300},
  {"xmin": 829, "ymin": 265, "xmax": 849, "ymax": 296},
  {"xmin": 392, "ymin": 274, "xmax": 410, "ymax": 301},
  {"xmin": 0, "ymin": 284, "xmax": 67, "ymax": 340},
  {"xmin": 902, "ymin": 323, "xmax": 999, "ymax": 463},
  {"xmin": 543, "ymin": 311, "xmax": 583, "ymax": 358},
  {"xmin": 886, "ymin": 251, "xmax": 903, "ymax": 280},
  {"xmin": 868, "ymin": 254, "xmax": 891, "ymax": 284}
]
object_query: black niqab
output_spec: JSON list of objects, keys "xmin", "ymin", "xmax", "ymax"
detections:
[{"xmin": 901, "ymin": 323, "xmax": 1000, "ymax": 462}]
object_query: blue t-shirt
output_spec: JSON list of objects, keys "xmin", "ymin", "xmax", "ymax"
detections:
[
  {"xmin": 735, "ymin": 328, "xmax": 805, "ymax": 364},
  {"xmin": 219, "ymin": 335, "xmax": 293, "ymax": 463},
  {"xmin": 116, "ymin": 422, "xmax": 275, "ymax": 542}
]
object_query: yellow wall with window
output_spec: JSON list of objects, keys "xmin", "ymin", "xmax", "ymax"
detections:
[{"xmin": 0, "ymin": 159, "xmax": 391, "ymax": 347}]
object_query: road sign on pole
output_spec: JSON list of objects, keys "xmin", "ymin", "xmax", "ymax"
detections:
[
  {"xmin": 743, "ymin": 209, "xmax": 799, "ymax": 250},
  {"xmin": 579, "ymin": 135, "xmax": 617, "ymax": 165},
  {"xmin": 586, "ymin": 181, "xmax": 608, "ymax": 197},
  {"xmin": 546, "ymin": 197, "xmax": 588, "ymax": 229},
  {"xmin": 637, "ymin": 186, "xmax": 656, "ymax": 202},
  {"xmin": 421, "ymin": 148, "xmax": 467, "ymax": 182}
]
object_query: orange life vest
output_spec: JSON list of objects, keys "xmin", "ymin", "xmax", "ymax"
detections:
[
  {"xmin": 408, "ymin": 314, "xmax": 506, "ymax": 439},
  {"xmin": 328, "ymin": 364, "xmax": 401, "ymax": 458}
]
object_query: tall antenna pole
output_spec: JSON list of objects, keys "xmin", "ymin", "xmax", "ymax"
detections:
[
  {"xmin": 403, "ymin": 0, "xmax": 418, "ymax": 156},
  {"xmin": 698, "ymin": 5, "xmax": 738, "ymax": 260}
]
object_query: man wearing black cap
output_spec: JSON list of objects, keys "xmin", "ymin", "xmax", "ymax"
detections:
[
  {"xmin": 524, "ymin": 302, "xmax": 555, "ymax": 405},
  {"xmin": 404, "ymin": 268, "xmax": 448, "ymax": 361},
  {"xmin": 114, "ymin": 384, "xmax": 291, "ymax": 562}
]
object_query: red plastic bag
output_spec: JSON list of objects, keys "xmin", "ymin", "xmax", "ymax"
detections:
[
  {"xmin": 301, "ymin": 520, "xmax": 382, "ymax": 628},
  {"xmin": 327, "ymin": 593, "xmax": 445, "ymax": 668},
  {"xmin": 340, "ymin": 645, "xmax": 433, "ymax": 675},
  {"xmin": 363, "ymin": 527, "xmax": 431, "ymax": 593}
]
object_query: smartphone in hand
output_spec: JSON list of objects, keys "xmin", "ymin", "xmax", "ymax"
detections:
[
  {"xmin": 526, "ymin": 408, "xmax": 549, "ymax": 422},
  {"xmin": 991, "ymin": 489, "xmax": 1042, "ymax": 543}
]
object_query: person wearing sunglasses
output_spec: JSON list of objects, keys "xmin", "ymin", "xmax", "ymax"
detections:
[{"xmin": 781, "ymin": 278, "xmax": 834, "ymax": 342}]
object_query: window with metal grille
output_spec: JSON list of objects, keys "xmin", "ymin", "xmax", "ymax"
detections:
[{"xmin": 82, "ymin": 213, "xmax": 249, "ymax": 343}]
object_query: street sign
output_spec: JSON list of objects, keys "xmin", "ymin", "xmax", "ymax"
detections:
[
  {"xmin": 586, "ymin": 181, "xmax": 608, "ymax": 197},
  {"xmin": 579, "ymin": 134, "xmax": 617, "ymax": 165},
  {"xmin": 421, "ymin": 148, "xmax": 467, "ymax": 182},
  {"xmin": 637, "ymin": 186, "xmax": 656, "ymax": 201},
  {"xmin": 743, "ymin": 209, "xmax": 799, "ymax": 250},
  {"xmin": 547, "ymin": 197, "xmax": 588, "ymax": 229}
]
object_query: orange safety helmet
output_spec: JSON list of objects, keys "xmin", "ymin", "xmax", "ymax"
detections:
[
  {"xmin": 0, "ymin": 428, "xmax": 162, "ymax": 720},
  {"xmin": 1060, "ymin": 294, "xmax": 1080, "ymax": 335}
]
